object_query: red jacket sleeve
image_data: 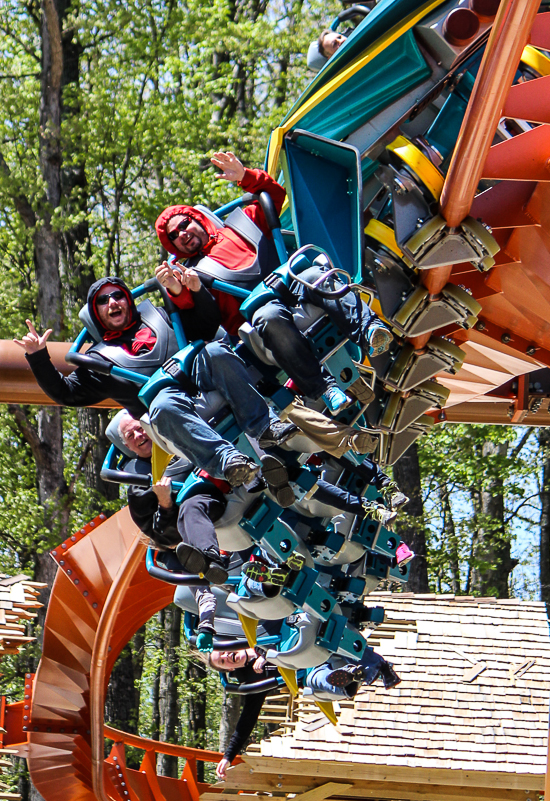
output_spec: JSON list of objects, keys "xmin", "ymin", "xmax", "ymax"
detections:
[
  {"xmin": 238, "ymin": 168, "xmax": 286, "ymax": 236},
  {"xmin": 167, "ymin": 286, "xmax": 195, "ymax": 310}
]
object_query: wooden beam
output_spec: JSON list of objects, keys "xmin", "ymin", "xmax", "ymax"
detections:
[
  {"xmin": 242, "ymin": 757, "xmax": 544, "ymax": 792},
  {"xmin": 292, "ymin": 784, "xmax": 353, "ymax": 801}
]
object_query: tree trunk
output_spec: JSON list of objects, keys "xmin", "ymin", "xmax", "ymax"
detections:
[
  {"xmin": 186, "ymin": 658, "xmax": 207, "ymax": 782},
  {"xmin": 441, "ymin": 483, "xmax": 461, "ymax": 594},
  {"xmin": 219, "ymin": 692, "xmax": 242, "ymax": 754},
  {"xmin": 470, "ymin": 440, "xmax": 516, "ymax": 598},
  {"xmin": 539, "ymin": 429, "xmax": 550, "ymax": 604},
  {"xmin": 158, "ymin": 606, "xmax": 181, "ymax": 778},
  {"xmin": 393, "ymin": 442, "xmax": 429, "ymax": 592},
  {"xmin": 151, "ymin": 610, "xmax": 164, "ymax": 742}
]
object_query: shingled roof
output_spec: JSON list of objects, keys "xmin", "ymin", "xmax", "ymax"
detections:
[
  {"xmin": 0, "ymin": 574, "xmax": 43, "ymax": 657},
  {"xmin": 258, "ymin": 594, "xmax": 549, "ymax": 773}
]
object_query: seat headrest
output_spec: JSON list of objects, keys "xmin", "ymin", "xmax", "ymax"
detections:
[
  {"xmin": 307, "ymin": 41, "xmax": 328, "ymax": 73},
  {"xmin": 194, "ymin": 205, "xmax": 225, "ymax": 229},
  {"xmin": 78, "ymin": 304, "xmax": 103, "ymax": 343},
  {"xmin": 105, "ymin": 409, "xmax": 136, "ymax": 458}
]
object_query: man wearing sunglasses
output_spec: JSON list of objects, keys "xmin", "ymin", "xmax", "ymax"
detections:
[
  {"xmin": 15, "ymin": 276, "xmax": 298, "ymax": 489},
  {"xmin": 155, "ymin": 151, "xmax": 392, "ymax": 417}
]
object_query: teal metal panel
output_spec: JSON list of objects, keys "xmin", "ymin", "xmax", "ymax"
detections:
[
  {"xmin": 284, "ymin": 131, "xmax": 363, "ymax": 282},
  {"xmin": 280, "ymin": 0, "xmax": 444, "ymax": 126},
  {"xmin": 296, "ymin": 32, "xmax": 430, "ymax": 143}
]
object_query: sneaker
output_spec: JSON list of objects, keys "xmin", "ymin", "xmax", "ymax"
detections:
[
  {"xmin": 326, "ymin": 664, "xmax": 365, "ymax": 688},
  {"xmin": 285, "ymin": 551, "xmax": 306, "ymax": 572},
  {"xmin": 224, "ymin": 454, "xmax": 261, "ymax": 488},
  {"xmin": 366, "ymin": 323, "xmax": 393, "ymax": 357},
  {"xmin": 379, "ymin": 481, "xmax": 409, "ymax": 510},
  {"xmin": 175, "ymin": 543, "xmax": 229, "ymax": 585},
  {"xmin": 348, "ymin": 429, "xmax": 378, "ymax": 454},
  {"xmin": 379, "ymin": 661, "xmax": 401, "ymax": 690},
  {"xmin": 243, "ymin": 557, "xmax": 291, "ymax": 587},
  {"xmin": 260, "ymin": 454, "xmax": 295, "ymax": 508},
  {"xmin": 395, "ymin": 542, "xmax": 415, "ymax": 566},
  {"xmin": 322, "ymin": 384, "xmax": 353, "ymax": 416},
  {"xmin": 257, "ymin": 420, "xmax": 299, "ymax": 449},
  {"xmin": 361, "ymin": 497, "xmax": 398, "ymax": 528}
]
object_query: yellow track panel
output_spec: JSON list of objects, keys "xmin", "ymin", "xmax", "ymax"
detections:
[
  {"xmin": 521, "ymin": 44, "xmax": 550, "ymax": 75},
  {"xmin": 387, "ymin": 135, "xmax": 445, "ymax": 199}
]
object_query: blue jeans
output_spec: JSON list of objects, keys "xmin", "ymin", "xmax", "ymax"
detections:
[
  {"xmin": 312, "ymin": 479, "xmax": 364, "ymax": 515},
  {"xmin": 149, "ymin": 342, "xmax": 273, "ymax": 478},
  {"xmin": 252, "ymin": 266, "xmax": 377, "ymax": 399},
  {"xmin": 192, "ymin": 341, "xmax": 275, "ymax": 439},
  {"xmin": 306, "ymin": 648, "xmax": 385, "ymax": 698}
]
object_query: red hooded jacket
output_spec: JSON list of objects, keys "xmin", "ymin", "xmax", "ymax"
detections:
[{"xmin": 155, "ymin": 168, "xmax": 286, "ymax": 336}]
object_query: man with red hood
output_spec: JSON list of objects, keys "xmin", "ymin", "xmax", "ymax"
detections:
[
  {"xmin": 15, "ymin": 276, "xmax": 297, "ymax": 488},
  {"xmin": 155, "ymin": 151, "xmax": 393, "ymax": 415}
]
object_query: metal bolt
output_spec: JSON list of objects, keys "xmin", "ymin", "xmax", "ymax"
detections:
[
  {"xmin": 71, "ymin": 535, "xmax": 76, "ymax": 541},
  {"xmin": 501, "ymin": 333, "xmax": 511, "ymax": 344},
  {"xmin": 526, "ymin": 346, "xmax": 536, "ymax": 356}
]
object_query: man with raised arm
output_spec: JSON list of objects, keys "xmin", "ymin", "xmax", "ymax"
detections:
[
  {"xmin": 14, "ymin": 276, "xmax": 297, "ymax": 488},
  {"xmin": 155, "ymin": 151, "xmax": 393, "ymax": 415}
]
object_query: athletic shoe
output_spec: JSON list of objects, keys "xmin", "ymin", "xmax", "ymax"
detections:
[
  {"xmin": 395, "ymin": 542, "xmax": 415, "ymax": 566},
  {"xmin": 285, "ymin": 551, "xmax": 306, "ymax": 572},
  {"xmin": 379, "ymin": 481, "xmax": 410, "ymax": 510},
  {"xmin": 243, "ymin": 558, "xmax": 291, "ymax": 587},
  {"xmin": 175, "ymin": 543, "xmax": 229, "ymax": 585},
  {"xmin": 366, "ymin": 323, "xmax": 393, "ymax": 357},
  {"xmin": 379, "ymin": 661, "xmax": 401, "ymax": 689},
  {"xmin": 361, "ymin": 498, "xmax": 398, "ymax": 528},
  {"xmin": 322, "ymin": 384, "xmax": 353, "ymax": 416},
  {"xmin": 224, "ymin": 455, "xmax": 261, "ymax": 488},
  {"xmin": 257, "ymin": 420, "xmax": 299, "ymax": 449},
  {"xmin": 326, "ymin": 664, "xmax": 365, "ymax": 688},
  {"xmin": 260, "ymin": 454, "xmax": 295, "ymax": 508}
]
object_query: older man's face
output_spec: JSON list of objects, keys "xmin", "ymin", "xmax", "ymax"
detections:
[{"xmin": 119, "ymin": 417, "xmax": 153, "ymax": 459}]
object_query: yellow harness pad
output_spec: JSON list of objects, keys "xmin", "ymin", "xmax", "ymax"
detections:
[{"xmin": 151, "ymin": 442, "xmax": 174, "ymax": 483}]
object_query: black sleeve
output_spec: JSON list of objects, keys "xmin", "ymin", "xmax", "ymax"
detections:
[
  {"xmin": 223, "ymin": 692, "xmax": 267, "ymax": 763},
  {"xmin": 127, "ymin": 486, "xmax": 180, "ymax": 548},
  {"xmin": 26, "ymin": 347, "xmax": 111, "ymax": 407},
  {"xmin": 175, "ymin": 286, "xmax": 222, "ymax": 343}
]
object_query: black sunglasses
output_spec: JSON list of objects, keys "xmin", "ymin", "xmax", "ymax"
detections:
[
  {"xmin": 96, "ymin": 289, "xmax": 126, "ymax": 306},
  {"xmin": 167, "ymin": 217, "xmax": 191, "ymax": 242}
]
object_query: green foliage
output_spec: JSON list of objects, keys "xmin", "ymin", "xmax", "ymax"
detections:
[{"xmin": 418, "ymin": 424, "xmax": 539, "ymax": 597}]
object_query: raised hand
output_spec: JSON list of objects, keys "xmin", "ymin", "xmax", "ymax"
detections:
[
  {"xmin": 211, "ymin": 151, "xmax": 246, "ymax": 183},
  {"xmin": 156, "ymin": 261, "xmax": 184, "ymax": 295},
  {"xmin": 175, "ymin": 264, "xmax": 201, "ymax": 293},
  {"xmin": 13, "ymin": 320, "xmax": 53, "ymax": 354},
  {"xmin": 156, "ymin": 261, "xmax": 201, "ymax": 294}
]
